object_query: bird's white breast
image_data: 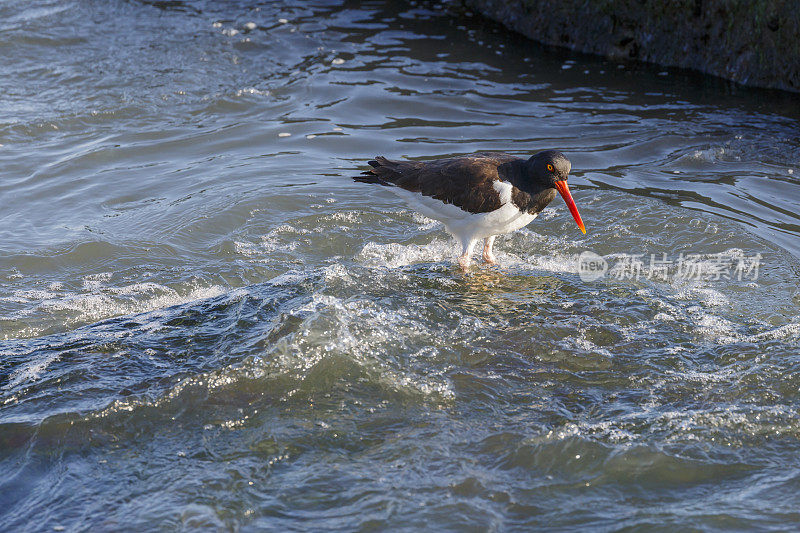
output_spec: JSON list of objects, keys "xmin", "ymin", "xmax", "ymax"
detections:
[{"xmin": 388, "ymin": 179, "xmax": 537, "ymax": 245}]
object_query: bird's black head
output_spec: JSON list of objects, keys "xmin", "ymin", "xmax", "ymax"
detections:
[
  {"xmin": 526, "ymin": 150, "xmax": 585, "ymax": 234},
  {"xmin": 527, "ymin": 150, "xmax": 572, "ymax": 187}
]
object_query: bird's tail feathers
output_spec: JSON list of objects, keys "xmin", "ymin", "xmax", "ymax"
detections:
[
  {"xmin": 352, "ymin": 173, "xmax": 390, "ymax": 185},
  {"xmin": 352, "ymin": 156, "xmax": 402, "ymax": 185}
]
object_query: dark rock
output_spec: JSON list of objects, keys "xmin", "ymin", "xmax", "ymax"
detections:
[{"xmin": 462, "ymin": 0, "xmax": 800, "ymax": 92}]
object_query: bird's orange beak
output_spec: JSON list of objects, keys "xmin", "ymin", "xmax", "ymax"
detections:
[{"xmin": 554, "ymin": 181, "xmax": 586, "ymax": 234}]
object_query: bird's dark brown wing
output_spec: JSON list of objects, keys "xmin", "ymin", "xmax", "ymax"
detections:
[{"xmin": 356, "ymin": 153, "xmax": 523, "ymax": 214}]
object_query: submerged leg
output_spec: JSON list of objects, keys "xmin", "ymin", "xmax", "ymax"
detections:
[
  {"xmin": 482, "ymin": 235, "xmax": 497, "ymax": 264},
  {"xmin": 458, "ymin": 239, "xmax": 477, "ymax": 270}
]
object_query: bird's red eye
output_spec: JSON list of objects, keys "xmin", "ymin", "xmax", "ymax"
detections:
[{"xmin": 547, "ymin": 164, "xmax": 554, "ymax": 172}]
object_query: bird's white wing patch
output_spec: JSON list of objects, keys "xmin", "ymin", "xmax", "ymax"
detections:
[
  {"xmin": 492, "ymin": 179, "xmax": 513, "ymax": 205},
  {"xmin": 388, "ymin": 187, "xmax": 474, "ymax": 221}
]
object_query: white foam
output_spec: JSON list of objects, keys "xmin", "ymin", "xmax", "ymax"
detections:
[
  {"xmin": 235, "ymin": 87, "xmax": 269, "ymax": 97},
  {"xmin": 356, "ymin": 239, "xmax": 457, "ymax": 268},
  {"xmin": 537, "ymin": 420, "xmax": 636, "ymax": 444},
  {"xmin": 746, "ymin": 322, "xmax": 800, "ymax": 342},
  {"xmin": 322, "ymin": 263, "xmax": 354, "ymax": 284},
  {"xmin": 322, "ymin": 211, "xmax": 366, "ymax": 224},
  {"xmin": 5, "ymin": 282, "xmax": 226, "ymax": 338},
  {"xmin": 82, "ymin": 272, "xmax": 112, "ymax": 290},
  {"xmin": 572, "ymin": 337, "xmax": 613, "ymax": 357},
  {"xmin": 235, "ymin": 237, "xmax": 299, "ymax": 257},
  {"xmin": 268, "ymin": 270, "xmax": 309, "ymax": 286},
  {"xmin": 676, "ymin": 286, "xmax": 729, "ymax": 307},
  {"xmin": 122, "ymin": 284, "xmax": 225, "ymax": 312},
  {"xmin": 524, "ymin": 252, "xmax": 581, "ymax": 275},
  {"xmin": 691, "ymin": 311, "xmax": 740, "ymax": 344},
  {"xmin": 1, "ymin": 289, "xmax": 57, "ymax": 303},
  {"xmin": 689, "ymin": 147, "xmax": 727, "ymax": 162},
  {"xmin": 4, "ymin": 352, "xmax": 61, "ymax": 391},
  {"xmin": 408, "ymin": 211, "xmax": 439, "ymax": 230},
  {"xmin": 235, "ymin": 224, "xmax": 310, "ymax": 257},
  {"xmin": 653, "ymin": 312, "xmax": 676, "ymax": 322}
]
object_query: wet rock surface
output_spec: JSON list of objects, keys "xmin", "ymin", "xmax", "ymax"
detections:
[{"xmin": 463, "ymin": 0, "xmax": 800, "ymax": 92}]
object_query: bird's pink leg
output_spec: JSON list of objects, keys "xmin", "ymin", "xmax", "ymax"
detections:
[
  {"xmin": 458, "ymin": 239, "xmax": 477, "ymax": 270},
  {"xmin": 482, "ymin": 236, "xmax": 497, "ymax": 264}
]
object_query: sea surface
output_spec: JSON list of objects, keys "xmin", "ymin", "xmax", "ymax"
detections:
[{"xmin": 2, "ymin": 1, "xmax": 800, "ymax": 530}]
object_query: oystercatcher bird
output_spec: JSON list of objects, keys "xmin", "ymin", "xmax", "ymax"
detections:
[{"xmin": 354, "ymin": 151, "xmax": 586, "ymax": 269}]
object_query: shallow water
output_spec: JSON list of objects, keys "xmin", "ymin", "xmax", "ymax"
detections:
[{"xmin": 1, "ymin": 0, "xmax": 800, "ymax": 530}]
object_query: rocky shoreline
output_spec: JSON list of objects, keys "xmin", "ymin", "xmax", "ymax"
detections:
[{"xmin": 462, "ymin": 0, "xmax": 799, "ymax": 93}]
